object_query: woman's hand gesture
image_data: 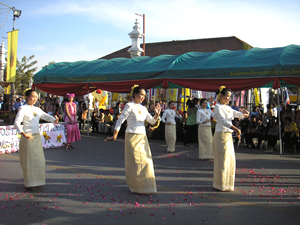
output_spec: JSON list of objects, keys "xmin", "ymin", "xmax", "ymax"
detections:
[
  {"xmin": 155, "ymin": 104, "xmax": 161, "ymax": 115},
  {"xmin": 240, "ymin": 108, "xmax": 249, "ymax": 118}
]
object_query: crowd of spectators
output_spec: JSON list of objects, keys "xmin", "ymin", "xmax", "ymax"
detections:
[{"xmin": 8, "ymin": 93, "xmax": 299, "ymax": 153}]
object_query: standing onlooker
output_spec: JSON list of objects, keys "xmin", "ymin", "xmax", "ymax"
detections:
[
  {"xmin": 271, "ymin": 102, "xmax": 278, "ymax": 117},
  {"xmin": 77, "ymin": 102, "xmax": 83, "ymax": 129},
  {"xmin": 267, "ymin": 116, "xmax": 279, "ymax": 151},
  {"xmin": 80, "ymin": 103, "xmax": 88, "ymax": 131},
  {"xmin": 196, "ymin": 98, "xmax": 215, "ymax": 160},
  {"xmin": 161, "ymin": 101, "xmax": 181, "ymax": 153},
  {"xmin": 94, "ymin": 98, "xmax": 99, "ymax": 116},
  {"xmin": 184, "ymin": 98, "xmax": 198, "ymax": 147},
  {"xmin": 160, "ymin": 100, "xmax": 167, "ymax": 116},
  {"xmin": 113, "ymin": 102, "xmax": 121, "ymax": 116},
  {"xmin": 231, "ymin": 101, "xmax": 239, "ymax": 111},
  {"xmin": 43, "ymin": 97, "xmax": 49, "ymax": 113},
  {"xmin": 14, "ymin": 90, "xmax": 58, "ymax": 190},
  {"xmin": 63, "ymin": 93, "xmax": 81, "ymax": 149},
  {"xmin": 47, "ymin": 99, "xmax": 54, "ymax": 115},
  {"xmin": 91, "ymin": 111, "xmax": 100, "ymax": 133},
  {"xmin": 105, "ymin": 85, "xmax": 161, "ymax": 194},
  {"xmin": 212, "ymin": 86, "xmax": 249, "ymax": 192},
  {"xmin": 295, "ymin": 105, "xmax": 300, "ymax": 130},
  {"xmin": 13, "ymin": 98, "xmax": 22, "ymax": 114}
]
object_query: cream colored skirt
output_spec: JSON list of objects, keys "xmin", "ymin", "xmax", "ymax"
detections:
[
  {"xmin": 212, "ymin": 132, "xmax": 235, "ymax": 191},
  {"xmin": 198, "ymin": 125, "xmax": 214, "ymax": 159},
  {"xmin": 165, "ymin": 124, "xmax": 176, "ymax": 152},
  {"xmin": 124, "ymin": 133, "xmax": 157, "ymax": 194},
  {"xmin": 19, "ymin": 133, "xmax": 45, "ymax": 187}
]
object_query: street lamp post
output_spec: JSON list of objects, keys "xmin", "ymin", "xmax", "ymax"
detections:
[{"xmin": 0, "ymin": 3, "xmax": 22, "ymax": 123}]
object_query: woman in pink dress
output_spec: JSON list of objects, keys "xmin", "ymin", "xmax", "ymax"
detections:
[{"xmin": 64, "ymin": 93, "xmax": 81, "ymax": 149}]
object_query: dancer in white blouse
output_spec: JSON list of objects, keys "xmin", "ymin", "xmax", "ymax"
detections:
[
  {"xmin": 105, "ymin": 86, "xmax": 161, "ymax": 194},
  {"xmin": 212, "ymin": 86, "xmax": 249, "ymax": 192},
  {"xmin": 14, "ymin": 90, "xmax": 59, "ymax": 190},
  {"xmin": 196, "ymin": 98, "xmax": 215, "ymax": 160},
  {"xmin": 161, "ymin": 101, "xmax": 181, "ymax": 153}
]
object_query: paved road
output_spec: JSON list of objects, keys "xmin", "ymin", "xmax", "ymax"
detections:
[{"xmin": 0, "ymin": 132, "xmax": 300, "ymax": 225}]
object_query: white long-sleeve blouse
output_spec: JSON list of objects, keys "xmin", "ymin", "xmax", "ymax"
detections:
[
  {"xmin": 114, "ymin": 102, "xmax": 156, "ymax": 134},
  {"xmin": 214, "ymin": 103, "xmax": 244, "ymax": 132},
  {"xmin": 196, "ymin": 108, "xmax": 215, "ymax": 126},
  {"xmin": 161, "ymin": 109, "xmax": 181, "ymax": 125},
  {"xmin": 14, "ymin": 105, "xmax": 56, "ymax": 134}
]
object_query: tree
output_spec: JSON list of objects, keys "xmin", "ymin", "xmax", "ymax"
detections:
[
  {"xmin": 42, "ymin": 61, "xmax": 55, "ymax": 69},
  {"xmin": 15, "ymin": 55, "xmax": 37, "ymax": 96}
]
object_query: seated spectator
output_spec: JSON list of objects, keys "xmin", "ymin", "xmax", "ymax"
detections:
[
  {"xmin": 246, "ymin": 115, "xmax": 262, "ymax": 148},
  {"xmin": 257, "ymin": 114, "xmax": 269, "ymax": 148},
  {"xmin": 258, "ymin": 102, "xmax": 264, "ymax": 114},
  {"xmin": 282, "ymin": 116, "xmax": 299, "ymax": 152},
  {"xmin": 240, "ymin": 117, "xmax": 249, "ymax": 146},
  {"xmin": 282, "ymin": 105, "xmax": 295, "ymax": 123},
  {"xmin": 267, "ymin": 116, "xmax": 279, "ymax": 151},
  {"xmin": 99, "ymin": 109, "xmax": 113, "ymax": 133},
  {"xmin": 250, "ymin": 106, "xmax": 262, "ymax": 118},
  {"xmin": 108, "ymin": 113, "xmax": 120, "ymax": 134}
]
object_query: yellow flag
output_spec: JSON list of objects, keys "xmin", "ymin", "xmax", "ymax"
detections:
[
  {"xmin": 254, "ymin": 88, "xmax": 259, "ymax": 106},
  {"xmin": 5, "ymin": 84, "xmax": 10, "ymax": 94},
  {"xmin": 7, "ymin": 30, "xmax": 19, "ymax": 83},
  {"xmin": 99, "ymin": 94, "xmax": 107, "ymax": 107}
]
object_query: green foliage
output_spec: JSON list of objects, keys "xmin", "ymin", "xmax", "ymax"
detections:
[
  {"xmin": 243, "ymin": 44, "xmax": 251, "ymax": 50},
  {"xmin": 42, "ymin": 61, "xmax": 55, "ymax": 69},
  {"xmin": 15, "ymin": 55, "xmax": 37, "ymax": 96}
]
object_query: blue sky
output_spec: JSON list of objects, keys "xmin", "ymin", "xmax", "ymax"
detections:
[{"xmin": 0, "ymin": 0, "xmax": 299, "ymax": 72}]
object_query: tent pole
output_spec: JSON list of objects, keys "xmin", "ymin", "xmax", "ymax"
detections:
[
  {"xmin": 297, "ymin": 87, "xmax": 299, "ymax": 106},
  {"xmin": 277, "ymin": 88, "xmax": 282, "ymax": 156},
  {"xmin": 87, "ymin": 90, "xmax": 90, "ymax": 136},
  {"xmin": 166, "ymin": 88, "xmax": 169, "ymax": 103},
  {"xmin": 184, "ymin": 88, "xmax": 186, "ymax": 111}
]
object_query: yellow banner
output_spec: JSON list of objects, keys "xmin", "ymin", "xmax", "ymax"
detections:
[
  {"xmin": 7, "ymin": 30, "xmax": 19, "ymax": 83},
  {"xmin": 254, "ymin": 88, "xmax": 259, "ymax": 106},
  {"xmin": 5, "ymin": 84, "xmax": 10, "ymax": 94},
  {"xmin": 169, "ymin": 88, "xmax": 177, "ymax": 102}
]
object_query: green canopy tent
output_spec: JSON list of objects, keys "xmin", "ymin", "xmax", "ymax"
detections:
[{"xmin": 33, "ymin": 44, "xmax": 300, "ymax": 95}]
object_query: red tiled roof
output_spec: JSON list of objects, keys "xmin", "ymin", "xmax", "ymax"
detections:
[{"xmin": 100, "ymin": 36, "xmax": 252, "ymax": 59}]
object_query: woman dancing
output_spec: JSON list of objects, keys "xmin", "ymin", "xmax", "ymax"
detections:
[
  {"xmin": 213, "ymin": 86, "xmax": 249, "ymax": 191},
  {"xmin": 105, "ymin": 85, "xmax": 160, "ymax": 194},
  {"xmin": 14, "ymin": 90, "xmax": 59, "ymax": 190}
]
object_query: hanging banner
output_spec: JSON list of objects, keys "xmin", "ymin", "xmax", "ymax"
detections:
[
  {"xmin": 254, "ymin": 88, "xmax": 260, "ymax": 106},
  {"xmin": 168, "ymin": 88, "xmax": 178, "ymax": 102},
  {"xmin": 0, "ymin": 123, "xmax": 67, "ymax": 154},
  {"xmin": 6, "ymin": 30, "xmax": 19, "ymax": 83}
]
